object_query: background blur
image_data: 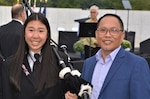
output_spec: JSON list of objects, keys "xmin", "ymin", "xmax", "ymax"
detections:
[{"xmin": 0, "ymin": 0, "xmax": 150, "ymax": 49}]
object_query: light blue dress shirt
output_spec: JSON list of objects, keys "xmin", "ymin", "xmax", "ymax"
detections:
[{"xmin": 90, "ymin": 46, "xmax": 121, "ymax": 99}]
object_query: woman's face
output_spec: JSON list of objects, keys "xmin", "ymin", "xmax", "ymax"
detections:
[{"xmin": 25, "ymin": 20, "xmax": 48, "ymax": 53}]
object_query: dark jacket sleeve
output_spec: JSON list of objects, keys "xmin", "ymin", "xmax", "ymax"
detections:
[{"xmin": 0, "ymin": 57, "xmax": 3, "ymax": 99}]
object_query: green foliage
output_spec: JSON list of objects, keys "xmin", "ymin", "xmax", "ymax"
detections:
[
  {"xmin": 0, "ymin": 0, "xmax": 16, "ymax": 6},
  {"xmin": 130, "ymin": 0, "xmax": 150, "ymax": 10},
  {"xmin": 0, "ymin": 0, "xmax": 150, "ymax": 10},
  {"xmin": 73, "ymin": 37, "xmax": 97, "ymax": 53},
  {"xmin": 121, "ymin": 40, "xmax": 132, "ymax": 49},
  {"xmin": 73, "ymin": 39, "xmax": 132, "ymax": 52},
  {"xmin": 73, "ymin": 40, "xmax": 85, "ymax": 53},
  {"xmin": 56, "ymin": 0, "xmax": 80, "ymax": 8}
]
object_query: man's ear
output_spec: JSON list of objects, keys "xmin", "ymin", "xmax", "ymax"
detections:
[
  {"xmin": 121, "ymin": 31, "xmax": 125, "ymax": 40},
  {"xmin": 21, "ymin": 12, "xmax": 24, "ymax": 18}
]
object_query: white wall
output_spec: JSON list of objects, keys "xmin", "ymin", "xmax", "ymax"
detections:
[{"xmin": 1, "ymin": 6, "xmax": 150, "ymax": 48}]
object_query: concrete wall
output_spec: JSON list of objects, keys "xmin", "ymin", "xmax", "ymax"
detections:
[{"xmin": 1, "ymin": 6, "xmax": 150, "ymax": 48}]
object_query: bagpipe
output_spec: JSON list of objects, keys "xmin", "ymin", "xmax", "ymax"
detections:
[
  {"xmin": 22, "ymin": 0, "xmax": 47, "ymax": 16},
  {"xmin": 22, "ymin": 0, "xmax": 34, "ymax": 16},
  {"xmin": 50, "ymin": 39, "xmax": 92, "ymax": 99},
  {"xmin": 22, "ymin": 0, "xmax": 92, "ymax": 98}
]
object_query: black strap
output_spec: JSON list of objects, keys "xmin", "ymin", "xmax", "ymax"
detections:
[{"xmin": 0, "ymin": 51, "xmax": 5, "ymax": 61}]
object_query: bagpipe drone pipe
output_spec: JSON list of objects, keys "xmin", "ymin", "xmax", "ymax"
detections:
[
  {"xmin": 22, "ymin": 0, "xmax": 34, "ymax": 17},
  {"xmin": 50, "ymin": 39, "xmax": 92, "ymax": 99}
]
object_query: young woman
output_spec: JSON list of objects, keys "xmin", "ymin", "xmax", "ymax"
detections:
[{"xmin": 1, "ymin": 13, "xmax": 78, "ymax": 99}]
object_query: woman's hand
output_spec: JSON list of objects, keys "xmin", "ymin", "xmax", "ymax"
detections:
[{"xmin": 65, "ymin": 91, "xmax": 78, "ymax": 99}]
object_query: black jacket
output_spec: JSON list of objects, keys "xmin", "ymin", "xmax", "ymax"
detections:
[
  {"xmin": 0, "ymin": 20, "xmax": 23, "ymax": 59},
  {"xmin": 0, "ymin": 50, "xmax": 68, "ymax": 99}
]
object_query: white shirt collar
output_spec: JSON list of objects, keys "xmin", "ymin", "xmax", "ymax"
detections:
[
  {"xmin": 12, "ymin": 19, "xmax": 24, "ymax": 25},
  {"xmin": 29, "ymin": 50, "xmax": 41, "ymax": 61}
]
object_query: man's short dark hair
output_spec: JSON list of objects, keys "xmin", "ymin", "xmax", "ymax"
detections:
[{"xmin": 97, "ymin": 13, "xmax": 124, "ymax": 31}]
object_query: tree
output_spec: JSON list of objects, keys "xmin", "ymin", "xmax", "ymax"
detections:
[
  {"xmin": 0, "ymin": 0, "xmax": 150, "ymax": 10},
  {"xmin": 131, "ymin": 0, "xmax": 150, "ymax": 10}
]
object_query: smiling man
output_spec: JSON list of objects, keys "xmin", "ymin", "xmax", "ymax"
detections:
[{"xmin": 81, "ymin": 13, "xmax": 150, "ymax": 99}]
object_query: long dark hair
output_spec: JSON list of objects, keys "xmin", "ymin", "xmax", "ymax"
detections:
[{"xmin": 10, "ymin": 13, "xmax": 60, "ymax": 93}]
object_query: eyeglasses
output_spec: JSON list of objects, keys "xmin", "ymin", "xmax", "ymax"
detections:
[
  {"xmin": 90, "ymin": 11, "xmax": 97, "ymax": 13},
  {"xmin": 96, "ymin": 27, "xmax": 123, "ymax": 36}
]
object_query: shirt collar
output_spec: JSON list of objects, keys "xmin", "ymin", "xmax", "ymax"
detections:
[
  {"xmin": 96, "ymin": 46, "xmax": 121, "ymax": 61},
  {"xmin": 12, "ymin": 19, "xmax": 24, "ymax": 25},
  {"xmin": 29, "ymin": 50, "xmax": 41, "ymax": 61}
]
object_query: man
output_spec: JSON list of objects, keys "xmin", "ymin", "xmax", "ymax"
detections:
[
  {"xmin": 86, "ymin": 5, "xmax": 99, "ymax": 23},
  {"xmin": 82, "ymin": 5, "xmax": 99, "ymax": 47},
  {"xmin": 76, "ymin": 5, "xmax": 99, "ymax": 58},
  {"xmin": 0, "ymin": 4, "xmax": 26, "ymax": 99},
  {"xmin": 0, "ymin": 3, "xmax": 26, "ymax": 59},
  {"xmin": 81, "ymin": 14, "xmax": 150, "ymax": 99}
]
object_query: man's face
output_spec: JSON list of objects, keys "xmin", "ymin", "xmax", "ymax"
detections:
[
  {"xmin": 90, "ymin": 9, "xmax": 98, "ymax": 19},
  {"xmin": 95, "ymin": 16, "xmax": 125, "ymax": 53}
]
